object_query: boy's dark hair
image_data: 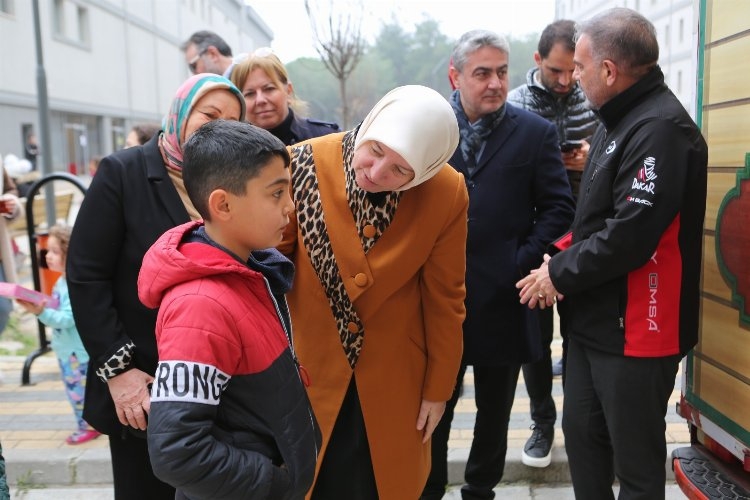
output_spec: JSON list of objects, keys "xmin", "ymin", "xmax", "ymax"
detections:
[
  {"xmin": 538, "ymin": 20, "xmax": 576, "ymax": 58},
  {"xmin": 182, "ymin": 120, "xmax": 290, "ymax": 221}
]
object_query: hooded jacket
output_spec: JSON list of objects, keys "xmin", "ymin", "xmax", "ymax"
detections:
[
  {"xmin": 549, "ymin": 66, "xmax": 708, "ymax": 357},
  {"xmin": 138, "ymin": 221, "xmax": 320, "ymax": 500}
]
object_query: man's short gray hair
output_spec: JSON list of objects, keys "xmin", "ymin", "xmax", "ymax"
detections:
[
  {"xmin": 576, "ymin": 7, "xmax": 658, "ymax": 77},
  {"xmin": 451, "ymin": 30, "xmax": 510, "ymax": 72}
]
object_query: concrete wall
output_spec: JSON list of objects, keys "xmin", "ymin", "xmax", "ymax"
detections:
[
  {"xmin": 0, "ymin": 0, "xmax": 272, "ymax": 173},
  {"xmin": 555, "ymin": 0, "xmax": 698, "ymax": 117}
]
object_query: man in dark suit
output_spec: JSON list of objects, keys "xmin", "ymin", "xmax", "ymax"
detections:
[{"xmin": 421, "ymin": 30, "xmax": 575, "ymax": 500}]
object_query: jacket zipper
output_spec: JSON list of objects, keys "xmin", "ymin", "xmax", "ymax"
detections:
[
  {"xmin": 586, "ymin": 129, "xmax": 607, "ymax": 196},
  {"xmin": 262, "ymin": 277, "xmax": 319, "ymax": 457}
]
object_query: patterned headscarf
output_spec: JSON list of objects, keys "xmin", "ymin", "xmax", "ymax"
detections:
[
  {"xmin": 354, "ymin": 85, "xmax": 459, "ymax": 191},
  {"xmin": 159, "ymin": 73, "xmax": 245, "ymax": 172}
]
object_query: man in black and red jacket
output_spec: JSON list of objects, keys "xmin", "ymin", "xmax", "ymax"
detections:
[{"xmin": 517, "ymin": 7, "xmax": 707, "ymax": 500}]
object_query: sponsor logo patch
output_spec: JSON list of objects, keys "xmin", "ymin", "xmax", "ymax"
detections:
[
  {"xmin": 631, "ymin": 156, "xmax": 658, "ymax": 195},
  {"xmin": 626, "ymin": 196, "xmax": 654, "ymax": 207},
  {"xmin": 606, "ymin": 141, "xmax": 617, "ymax": 154},
  {"xmin": 647, "ymin": 253, "xmax": 659, "ymax": 332},
  {"xmin": 152, "ymin": 360, "xmax": 230, "ymax": 405},
  {"xmin": 632, "ymin": 177, "xmax": 655, "ymax": 194},
  {"xmin": 638, "ymin": 157, "xmax": 657, "ymax": 181}
]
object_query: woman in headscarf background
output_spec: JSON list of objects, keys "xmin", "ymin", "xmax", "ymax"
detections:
[
  {"xmin": 230, "ymin": 48, "xmax": 339, "ymax": 145},
  {"xmin": 279, "ymin": 85, "xmax": 468, "ymax": 499},
  {"xmin": 67, "ymin": 74, "xmax": 245, "ymax": 500}
]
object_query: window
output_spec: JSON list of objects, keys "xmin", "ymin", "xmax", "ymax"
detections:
[
  {"xmin": 53, "ymin": 0, "xmax": 90, "ymax": 46},
  {"xmin": 0, "ymin": 0, "xmax": 14, "ymax": 15},
  {"xmin": 679, "ymin": 18, "xmax": 685, "ymax": 43}
]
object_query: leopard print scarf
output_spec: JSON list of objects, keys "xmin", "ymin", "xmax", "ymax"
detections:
[{"xmin": 291, "ymin": 130, "xmax": 401, "ymax": 367}]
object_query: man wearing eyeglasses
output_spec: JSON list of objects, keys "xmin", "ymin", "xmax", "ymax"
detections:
[{"xmin": 181, "ymin": 30, "xmax": 234, "ymax": 78}]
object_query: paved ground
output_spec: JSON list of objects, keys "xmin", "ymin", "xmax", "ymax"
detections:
[
  {"xmin": 1, "ymin": 335, "xmax": 691, "ymax": 496},
  {"xmin": 0, "ymin": 230, "xmax": 690, "ymax": 496},
  {"xmin": 6, "ymin": 483, "xmax": 690, "ymax": 499}
]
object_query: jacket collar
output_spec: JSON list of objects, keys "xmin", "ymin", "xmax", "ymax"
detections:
[{"xmin": 597, "ymin": 65, "xmax": 665, "ymax": 129}]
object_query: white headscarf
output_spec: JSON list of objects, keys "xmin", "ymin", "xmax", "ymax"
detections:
[{"xmin": 354, "ymin": 85, "xmax": 460, "ymax": 191}]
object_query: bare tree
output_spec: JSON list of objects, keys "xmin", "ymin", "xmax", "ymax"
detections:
[{"xmin": 304, "ymin": 0, "xmax": 365, "ymax": 129}]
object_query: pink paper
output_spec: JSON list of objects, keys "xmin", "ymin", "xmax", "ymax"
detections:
[{"xmin": 0, "ymin": 282, "xmax": 59, "ymax": 309}]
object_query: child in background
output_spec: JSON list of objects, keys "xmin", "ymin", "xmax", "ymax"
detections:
[
  {"xmin": 138, "ymin": 120, "xmax": 320, "ymax": 499},
  {"xmin": 17, "ymin": 224, "xmax": 100, "ymax": 445}
]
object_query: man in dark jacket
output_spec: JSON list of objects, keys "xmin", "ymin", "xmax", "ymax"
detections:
[
  {"xmin": 518, "ymin": 8, "xmax": 708, "ymax": 499},
  {"xmin": 422, "ymin": 29, "xmax": 575, "ymax": 500},
  {"xmin": 507, "ymin": 19, "xmax": 599, "ymax": 469}
]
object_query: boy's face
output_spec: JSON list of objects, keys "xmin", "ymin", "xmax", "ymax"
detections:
[{"xmin": 225, "ymin": 155, "xmax": 293, "ymax": 257}]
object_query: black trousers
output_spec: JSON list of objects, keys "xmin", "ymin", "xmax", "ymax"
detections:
[
  {"xmin": 521, "ymin": 306, "xmax": 557, "ymax": 427},
  {"xmin": 311, "ymin": 377, "xmax": 378, "ymax": 500},
  {"xmin": 108, "ymin": 430, "xmax": 175, "ymax": 500},
  {"xmin": 422, "ymin": 364, "xmax": 521, "ymax": 500},
  {"xmin": 562, "ymin": 337, "xmax": 680, "ymax": 500}
]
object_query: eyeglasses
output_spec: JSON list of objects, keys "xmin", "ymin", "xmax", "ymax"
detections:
[{"xmin": 188, "ymin": 49, "xmax": 207, "ymax": 74}]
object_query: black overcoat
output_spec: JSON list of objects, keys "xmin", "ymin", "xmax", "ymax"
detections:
[
  {"xmin": 67, "ymin": 134, "xmax": 190, "ymax": 434},
  {"xmin": 449, "ymin": 103, "xmax": 575, "ymax": 365}
]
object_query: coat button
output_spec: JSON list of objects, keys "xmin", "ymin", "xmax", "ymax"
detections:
[
  {"xmin": 362, "ymin": 224, "xmax": 377, "ymax": 238},
  {"xmin": 354, "ymin": 273, "xmax": 368, "ymax": 286},
  {"xmin": 347, "ymin": 322, "xmax": 359, "ymax": 333}
]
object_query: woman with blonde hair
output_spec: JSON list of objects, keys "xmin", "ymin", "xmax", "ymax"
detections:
[{"xmin": 231, "ymin": 48, "xmax": 339, "ymax": 145}]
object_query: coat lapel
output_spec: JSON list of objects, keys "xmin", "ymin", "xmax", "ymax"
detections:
[
  {"xmin": 314, "ymin": 137, "xmax": 373, "ymax": 304},
  {"xmin": 143, "ymin": 137, "xmax": 190, "ymax": 226},
  {"xmin": 470, "ymin": 106, "xmax": 519, "ymax": 177}
]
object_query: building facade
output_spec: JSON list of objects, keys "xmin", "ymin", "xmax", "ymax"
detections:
[
  {"xmin": 0, "ymin": 0, "xmax": 271, "ymax": 176},
  {"xmin": 556, "ymin": 0, "xmax": 698, "ymax": 117}
]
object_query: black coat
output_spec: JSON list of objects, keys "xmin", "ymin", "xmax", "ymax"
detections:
[
  {"xmin": 270, "ymin": 108, "xmax": 339, "ymax": 146},
  {"xmin": 450, "ymin": 103, "xmax": 575, "ymax": 365},
  {"xmin": 67, "ymin": 134, "xmax": 190, "ymax": 434},
  {"xmin": 549, "ymin": 67, "xmax": 707, "ymax": 357}
]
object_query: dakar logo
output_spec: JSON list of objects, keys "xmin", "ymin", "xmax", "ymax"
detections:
[
  {"xmin": 606, "ymin": 141, "xmax": 617, "ymax": 154},
  {"xmin": 632, "ymin": 178, "xmax": 655, "ymax": 194},
  {"xmin": 647, "ymin": 254, "xmax": 659, "ymax": 332},
  {"xmin": 638, "ymin": 157, "xmax": 658, "ymax": 182}
]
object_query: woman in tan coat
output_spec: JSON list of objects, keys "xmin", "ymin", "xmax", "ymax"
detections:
[{"xmin": 279, "ymin": 85, "xmax": 468, "ymax": 499}]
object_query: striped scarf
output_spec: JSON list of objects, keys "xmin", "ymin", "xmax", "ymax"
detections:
[{"xmin": 450, "ymin": 89, "xmax": 506, "ymax": 173}]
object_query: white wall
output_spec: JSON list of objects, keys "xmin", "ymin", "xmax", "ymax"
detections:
[{"xmin": 0, "ymin": 0, "xmax": 272, "ymax": 165}]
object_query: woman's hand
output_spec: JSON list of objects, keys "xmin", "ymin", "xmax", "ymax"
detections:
[
  {"xmin": 417, "ymin": 399, "xmax": 446, "ymax": 444},
  {"xmin": 107, "ymin": 368, "xmax": 154, "ymax": 430}
]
